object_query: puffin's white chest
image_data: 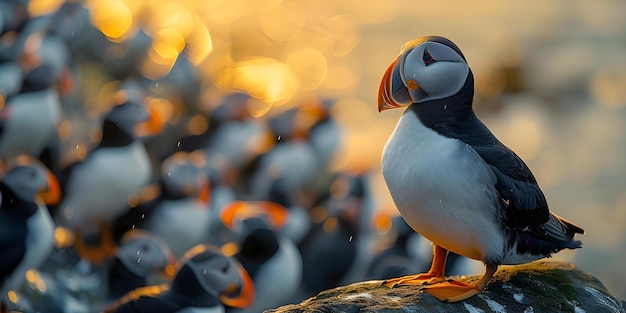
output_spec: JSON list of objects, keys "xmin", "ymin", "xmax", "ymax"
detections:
[
  {"xmin": 382, "ymin": 111, "xmax": 504, "ymax": 262},
  {"xmin": 0, "ymin": 88, "xmax": 61, "ymax": 158},
  {"xmin": 241, "ymin": 237, "xmax": 302, "ymax": 313},
  {"xmin": 59, "ymin": 142, "xmax": 151, "ymax": 229},
  {"xmin": 147, "ymin": 199, "xmax": 211, "ymax": 258}
]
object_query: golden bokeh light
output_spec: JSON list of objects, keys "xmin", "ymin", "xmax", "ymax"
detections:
[
  {"xmin": 323, "ymin": 15, "xmax": 360, "ymax": 58},
  {"xmin": 230, "ymin": 57, "xmax": 297, "ymax": 106},
  {"xmin": 286, "ymin": 48, "xmax": 328, "ymax": 91},
  {"xmin": 151, "ymin": 27, "xmax": 186, "ymax": 62},
  {"xmin": 259, "ymin": 1, "xmax": 304, "ymax": 41},
  {"xmin": 185, "ymin": 20, "xmax": 213, "ymax": 65},
  {"xmin": 27, "ymin": 0, "xmax": 64, "ymax": 17},
  {"xmin": 89, "ymin": 0, "xmax": 133, "ymax": 41},
  {"xmin": 143, "ymin": 2, "xmax": 194, "ymax": 38}
]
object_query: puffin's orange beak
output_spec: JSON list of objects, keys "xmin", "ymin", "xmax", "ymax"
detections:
[
  {"xmin": 41, "ymin": 171, "xmax": 61, "ymax": 205},
  {"xmin": 219, "ymin": 264, "xmax": 256, "ymax": 308},
  {"xmin": 135, "ymin": 100, "xmax": 166, "ymax": 136},
  {"xmin": 378, "ymin": 58, "xmax": 412, "ymax": 112},
  {"xmin": 220, "ymin": 201, "xmax": 289, "ymax": 230},
  {"xmin": 197, "ymin": 179, "xmax": 211, "ymax": 205}
]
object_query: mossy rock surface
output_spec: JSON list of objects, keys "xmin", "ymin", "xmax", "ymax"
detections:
[{"xmin": 266, "ymin": 261, "xmax": 625, "ymax": 313}]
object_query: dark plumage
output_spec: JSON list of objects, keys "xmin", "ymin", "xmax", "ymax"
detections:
[{"xmin": 105, "ymin": 244, "xmax": 254, "ymax": 313}]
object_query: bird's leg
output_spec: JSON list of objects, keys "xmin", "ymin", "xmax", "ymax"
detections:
[
  {"xmin": 382, "ymin": 245, "xmax": 449, "ymax": 287},
  {"xmin": 99, "ymin": 222, "xmax": 117, "ymax": 256},
  {"xmin": 73, "ymin": 223, "xmax": 117, "ymax": 264},
  {"xmin": 422, "ymin": 263, "xmax": 498, "ymax": 302}
]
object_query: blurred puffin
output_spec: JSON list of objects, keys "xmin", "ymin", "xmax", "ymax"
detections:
[
  {"xmin": 107, "ymin": 230, "xmax": 177, "ymax": 301},
  {"xmin": 104, "ymin": 244, "xmax": 255, "ymax": 313},
  {"xmin": 297, "ymin": 175, "xmax": 362, "ymax": 297},
  {"xmin": 0, "ymin": 158, "xmax": 60, "ymax": 307},
  {"xmin": 0, "ymin": 31, "xmax": 70, "ymax": 164},
  {"xmin": 141, "ymin": 151, "xmax": 212, "ymax": 258},
  {"xmin": 55, "ymin": 92, "xmax": 159, "ymax": 263},
  {"xmin": 378, "ymin": 36, "xmax": 584, "ymax": 302},
  {"xmin": 220, "ymin": 201, "xmax": 302, "ymax": 312},
  {"xmin": 245, "ymin": 106, "xmax": 321, "ymax": 203}
]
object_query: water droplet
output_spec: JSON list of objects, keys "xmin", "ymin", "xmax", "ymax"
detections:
[
  {"xmin": 155, "ymin": 81, "xmax": 159, "ymax": 87},
  {"xmin": 137, "ymin": 250, "xmax": 140, "ymax": 255},
  {"xmin": 349, "ymin": 236, "xmax": 353, "ymax": 242},
  {"xmin": 137, "ymin": 257, "xmax": 141, "ymax": 263},
  {"xmin": 277, "ymin": 135, "xmax": 281, "ymax": 141},
  {"xmin": 131, "ymin": 224, "xmax": 135, "ymax": 229},
  {"xmin": 203, "ymin": 269, "xmax": 207, "ymax": 275},
  {"xmin": 177, "ymin": 141, "xmax": 181, "ymax": 148},
  {"xmin": 141, "ymin": 214, "xmax": 145, "ymax": 219},
  {"xmin": 443, "ymin": 104, "xmax": 448, "ymax": 110}
]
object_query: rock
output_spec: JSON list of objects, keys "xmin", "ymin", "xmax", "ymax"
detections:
[{"xmin": 266, "ymin": 261, "xmax": 625, "ymax": 313}]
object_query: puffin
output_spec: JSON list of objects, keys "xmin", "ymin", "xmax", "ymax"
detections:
[
  {"xmin": 220, "ymin": 201, "xmax": 302, "ymax": 312},
  {"xmin": 55, "ymin": 97, "xmax": 157, "ymax": 263},
  {"xmin": 107, "ymin": 230, "xmax": 177, "ymax": 301},
  {"xmin": 0, "ymin": 32, "xmax": 68, "ymax": 164},
  {"xmin": 0, "ymin": 160, "xmax": 60, "ymax": 307},
  {"xmin": 141, "ymin": 151, "xmax": 212, "ymax": 258},
  {"xmin": 104, "ymin": 244, "xmax": 255, "ymax": 313},
  {"xmin": 377, "ymin": 36, "xmax": 584, "ymax": 302}
]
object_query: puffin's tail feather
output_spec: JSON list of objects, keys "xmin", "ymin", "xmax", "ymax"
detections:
[
  {"xmin": 552, "ymin": 212, "xmax": 584, "ymax": 235},
  {"xmin": 541, "ymin": 212, "xmax": 583, "ymax": 250}
]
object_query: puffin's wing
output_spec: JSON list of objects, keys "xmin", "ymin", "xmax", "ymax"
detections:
[
  {"xmin": 472, "ymin": 144, "xmax": 550, "ymax": 229},
  {"xmin": 0, "ymin": 216, "xmax": 27, "ymax": 282}
]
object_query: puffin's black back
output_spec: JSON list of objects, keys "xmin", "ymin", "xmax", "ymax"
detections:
[{"xmin": 0, "ymin": 181, "xmax": 37, "ymax": 284}]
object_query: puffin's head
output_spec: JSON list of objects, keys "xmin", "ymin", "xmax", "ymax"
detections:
[
  {"xmin": 378, "ymin": 36, "xmax": 470, "ymax": 111},
  {"xmin": 116, "ymin": 230, "xmax": 176, "ymax": 278},
  {"xmin": 175, "ymin": 244, "xmax": 255, "ymax": 308},
  {"xmin": 1, "ymin": 157, "xmax": 60, "ymax": 205}
]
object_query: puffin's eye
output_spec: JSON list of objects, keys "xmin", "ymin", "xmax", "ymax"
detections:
[{"xmin": 423, "ymin": 48, "xmax": 436, "ymax": 66}]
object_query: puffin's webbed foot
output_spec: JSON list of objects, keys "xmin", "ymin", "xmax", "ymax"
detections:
[
  {"xmin": 382, "ymin": 272, "xmax": 447, "ymax": 288},
  {"xmin": 74, "ymin": 223, "xmax": 117, "ymax": 264},
  {"xmin": 423, "ymin": 263, "xmax": 498, "ymax": 303}
]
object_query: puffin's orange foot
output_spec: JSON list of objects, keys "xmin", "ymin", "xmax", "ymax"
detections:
[
  {"xmin": 422, "ymin": 280, "xmax": 483, "ymax": 302},
  {"xmin": 382, "ymin": 272, "xmax": 446, "ymax": 288},
  {"xmin": 74, "ymin": 225, "xmax": 118, "ymax": 264}
]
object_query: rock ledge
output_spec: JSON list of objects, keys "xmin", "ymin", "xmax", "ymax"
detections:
[{"xmin": 267, "ymin": 261, "xmax": 625, "ymax": 313}]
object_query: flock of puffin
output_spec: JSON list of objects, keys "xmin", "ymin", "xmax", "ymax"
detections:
[
  {"xmin": 1, "ymin": 1, "xmax": 585, "ymax": 312},
  {"xmin": 0, "ymin": 2, "xmax": 478, "ymax": 313}
]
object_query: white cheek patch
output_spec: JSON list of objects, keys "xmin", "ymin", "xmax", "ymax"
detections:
[
  {"xmin": 418, "ymin": 62, "xmax": 469, "ymax": 99},
  {"xmin": 401, "ymin": 45, "xmax": 470, "ymax": 103}
]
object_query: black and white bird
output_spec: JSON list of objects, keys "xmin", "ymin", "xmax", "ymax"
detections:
[
  {"xmin": 55, "ymin": 97, "xmax": 156, "ymax": 263},
  {"xmin": 220, "ymin": 201, "xmax": 302, "ymax": 313},
  {"xmin": 142, "ymin": 152, "xmax": 212, "ymax": 258},
  {"xmin": 107, "ymin": 230, "xmax": 177, "ymax": 301},
  {"xmin": 104, "ymin": 244, "xmax": 255, "ymax": 313},
  {"xmin": 378, "ymin": 36, "xmax": 584, "ymax": 302},
  {"xmin": 0, "ymin": 161, "xmax": 60, "ymax": 307}
]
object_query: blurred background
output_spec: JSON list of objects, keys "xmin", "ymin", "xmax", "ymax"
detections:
[{"xmin": 1, "ymin": 0, "xmax": 625, "ymax": 310}]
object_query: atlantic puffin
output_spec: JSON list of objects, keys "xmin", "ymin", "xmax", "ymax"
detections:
[
  {"xmin": 104, "ymin": 244, "xmax": 255, "ymax": 313},
  {"xmin": 55, "ymin": 97, "xmax": 157, "ymax": 263},
  {"xmin": 107, "ymin": 230, "xmax": 177, "ymax": 300},
  {"xmin": 378, "ymin": 36, "xmax": 584, "ymax": 302},
  {"xmin": 0, "ymin": 160, "xmax": 60, "ymax": 307},
  {"xmin": 142, "ymin": 151, "xmax": 212, "ymax": 258},
  {"xmin": 220, "ymin": 201, "xmax": 302, "ymax": 312}
]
